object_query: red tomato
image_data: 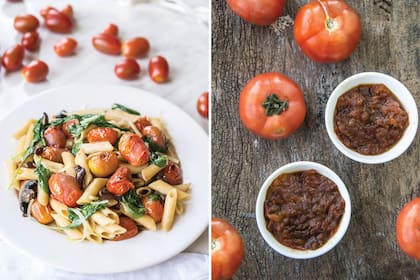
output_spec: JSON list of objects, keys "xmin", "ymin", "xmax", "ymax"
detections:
[
  {"xmin": 48, "ymin": 173, "xmax": 82, "ymax": 207},
  {"xmin": 148, "ymin": 55, "xmax": 169, "ymax": 83},
  {"xmin": 396, "ymin": 198, "xmax": 420, "ymax": 260},
  {"xmin": 87, "ymin": 127, "xmax": 118, "ymax": 145},
  {"xmin": 294, "ymin": 0, "xmax": 362, "ymax": 63},
  {"xmin": 62, "ymin": 119, "xmax": 79, "ymax": 138},
  {"xmin": 121, "ymin": 37, "xmax": 150, "ymax": 58},
  {"xmin": 239, "ymin": 72, "xmax": 306, "ymax": 139},
  {"xmin": 43, "ymin": 126, "xmax": 67, "ymax": 148},
  {"xmin": 103, "ymin": 23, "xmax": 119, "ymax": 36},
  {"xmin": 1, "ymin": 44, "xmax": 25, "ymax": 72},
  {"xmin": 41, "ymin": 146, "xmax": 64, "ymax": 163},
  {"xmin": 142, "ymin": 196, "xmax": 164, "ymax": 223},
  {"xmin": 197, "ymin": 92, "xmax": 209, "ymax": 118},
  {"xmin": 111, "ymin": 217, "xmax": 138, "ymax": 241},
  {"xmin": 118, "ymin": 133, "xmax": 150, "ymax": 166},
  {"xmin": 92, "ymin": 33, "xmax": 121, "ymax": 55},
  {"xmin": 21, "ymin": 31, "xmax": 40, "ymax": 52},
  {"xmin": 22, "ymin": 60, "xmax": 49, "ymax": 83},
  {"xmin": 54, "ymin": 37, "xmax": 77, "ymax": 57},
  {"xmin": 44, "ymin": 8, "xmax": 72, "ymax": 33},
  {"xmin": 13, "ymin": 14, "xmax": 39, "ymax": 33},
  {"xmin": 106, "ymin": 167, "xmax": 134, "ymax": 196},
  {"xmin": 162, "ymin": 161, "xmax": 182, "ymax": 185},
  {"xmin": 40, "ymin": 6, "xmax": 55, "ymax": 18},
  {"xmin": 142, "ymin": 126, "xmax": 166, "ymax": 149},
  {"xmin": 134, "ymin": 117, "xmax": 152, "ymax": 132},
  {"xmin": 226, "ymin": 0, "xmax": 285, "ymax": 26},
  {"xmin": 114, "ymin": 59, "xmax": 140, "ymax": 80},
  {"xmin": 212, "ymin": 218, "xmax": 244, "ymax": 280},
  {"xmin": 61, "ymin": 4, "xmax": 73, "ymax": 20}
]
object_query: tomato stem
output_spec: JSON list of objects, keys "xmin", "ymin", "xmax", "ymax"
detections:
[
  {"xmin": 318, "ymin": 0, "xmax": 338, "ymax": 31},
  {"xmin": 262, "ymin": 94, "xmax": 289, "ymax": 116},
  {"xmin": 211, "ymin": 238, "xmax": 220, "ymax": 251}
]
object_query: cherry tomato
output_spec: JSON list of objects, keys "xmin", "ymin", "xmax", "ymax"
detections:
[
  {"xmin": 44, "ymin": 8, "xmax": 72, "ymax": 33},
  {"xmin": 54, "ymin": 37, "xmax": 77, "ymax": 57},
  {"xmin": 61, "ymin": 4, "xmax": 73, "ymax": 20},
  {"xmin": 1, "ymin": 44, "xmax": 25, "ymax": 72},
  {"xmin": 114, "ymin": 58, "xmax": 140, "ymax": 80},
  {"xmin": 13, "ymin": 14, "xmax": 39, "ymax": 33},
  {"xmin": 43, "ymin": 126, "xmax": 67, "ymax": 148},
  {"xmin": 162, "ymin": 161, "xmax": 182, "ymax": 185},
  {"xmin": 142, "ymin": 126, "xmax": 166, "ymax": 149},
  {"xmin": 226, "ymin": 0, "xmax": 285, "ymax": 26},
  {"xmin": 87, "ymin": 127, "xmax": 118, "ymax": 145},
  {"xmin": 134, "ymin": 117, "xmax": 152, "ymax": 132},
  {"xmin": 121, "ymin": 37, "xmax": 150, "ymax": 58},
  {"xmin": 40, "ymin": 6, "xmax": 55, "ymax": 18},
  {"xmin": 41, "ymin": 146, "xmax": 64, "ymax": 163},
  {"xmin": 22, "ymin": 60, "xmax": 49, "ymax": 83},
  {"xmin": 239, "ymin": 72, "xmax": 306, "ymax": 139},
  {"xmin": 62, "ymin": 119, "xmax": 79, "ymax": 138},
  {"xmin": 148, "ymin": 55, "xmax": 169, "ymax": 83},
  {"xmin": 31, "ymin": 200, "xmax": 54, "ymax": 224},
  {"xmin": 87, "ymin": 152, "xmax": 119, "ymax": 177},
  {"xmin": 111, "ymin": 217, "xmax": 138, "ymax": 241},
  {"xmin": 21, "ymin": 31, "xmax": 40, "ymax": 52},
  {"xmin": 103, "ymin": 23, "xmax": 119, "ymax": 36},
  {"xmin": 211, "ymin": 218, "xmax": 244, "ymax": 280},
  {"xmin": 294, "ymin": 0, "xmax": 361, "ymax": 63},
  {"xmin": 48, "ymin": 173, "xmax": 82, "ymax": 207},
  {"xmin": 92, "ymin": 33, "xmax": 121, "ymax": 55},
  {"xmin": 118, "ymin": 133, "xmax": 150, "ymax": 166},
  {"xmin": 106, "ymin": 167, "xmax": 134, "ymax": 196},
  {"xmin": 142, "ymin": 195, "xmax": 164, "ymax": 223},
  {"xmin": 396, "ymin": 197, "xmax": 420, "ymax": 260},
  {"xmin": 197, "ymin": 92, "xmax": 209, "ymax": 118}
]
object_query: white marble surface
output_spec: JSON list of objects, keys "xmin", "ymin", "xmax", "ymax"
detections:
[{"xmin": 0, "ymin": 0, "xmax": 209, "ymax": 278}]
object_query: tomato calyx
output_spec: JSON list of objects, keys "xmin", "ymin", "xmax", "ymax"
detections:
[
  {"xmin": 211, "ymin": 238, "xmax": 221, "ymax": 251},
  {"xmin": 262, "ymin": 94, "xmax": 289, "ymax": 116},
  {"xmin": 318, "ymin": 0, "xmax": 338, "ymax": 32}
]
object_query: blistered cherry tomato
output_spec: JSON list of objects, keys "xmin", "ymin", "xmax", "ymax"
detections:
[
  {"xmin": 41, "ymin": 146, "xmax": 64, "ymax": 163},
  {"xmin": 103, "ymin": 23, "xmax": 118, "ymax": 36},
  {"xmin": 118, "ymin": 133, "xmax": 150, "ymax": 166},
  {"xmin": 106, "ymin": 167, "xmax": 134, "ymax": 196},
  {"xmin": 111, "ymin": 217, "xmax": 138, "ymax": 241},
  {"xmin": 92, "ymin": 33, "xmax": 121, "ymax": 55},
  {"xmin": 54, "ymin": 37, "xmax": 77, "ymax": 57},
  {"xmin": 1, "ymin": 44, "xmax": 24, "ymax": 71},
  {"xmin": 162, "ymin": 161, "xmax": 182, "ymax": 185},
  {"xmin": 21, "ymin": 31, "xmax": 40, "ymax": 52},
  {"xmin": 87, "ymin": 152, "xmax": 119, "ymax": 177},
  {"xmin": 61, "ymin": 4, "xmax": 73, "ymax": 20},
  {"xmin": 13, "ymin": 14, "xmax": 39, "ymax": 33},
  {"xmin": 43, "ymin": 126, "xmax": 66, "ymax": 148},
  {"xmin": 121, "ymin": 37, "xmax": 150, "ymax": 58},
  {"xmin": 44, "ymin": 8, "xmax": 72, "ymax": 33},
  {"xmin": 142, "ymin": 195, "xmax": 164, "ymax": 223},
  {"xmin": 134, "ymin": 117, "xmax": 152, "ymax": 132},
  {"xmin": 142, "ymin": 126, "xmax": 166, "ymax": 149},
  {"xmin": 148, "ymin": 55, "xmax": 169, "ymax": 83},
  {"xmin": 197, "ymin": 92, "xmax": 209, "ymax": 118},
  {"xmin": 114, "ymin": 58, "xmax": 140, "ymax": 80},
  {"xmin": 48, "ymin": 173, "xmax": 82, "ymax": 207},
  {"xmin": 87, "ymin": 127, "xmax": 118, "ymax": 145},
  {"xmin": 22, "ymin": 60, "xmax": 49, "ymax": 83},
  {"xmin": 31, "ymin": 200, "xmax": 54, "ymax": 224},
  {"xmin": 62, "ymin": 119, "xmax": 79, "ymax": 138}
]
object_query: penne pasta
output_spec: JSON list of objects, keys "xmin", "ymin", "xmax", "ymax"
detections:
[
  {"xmin": 174, "ymin": 183, "xmax": 191, "ymax": 192},
  {"xmin": 91, "ymin": 209, "xmax": 119, "ymax": 226},
  {"xmin": 93, "ymin": 224, "xmax": 126, "ymax": 240},
  {"xmin": 148, "ymin": 180, "xmax": 191, "ymax": 201},
  {"xmin": 62, "ymin": 152, "xmax": 76, "ymax": 177},
  {"xmin": 121, "ymin": 204, "xmax": 156, "ymax": 231},
  {"xmin": 6, "ymin": 159, "xmax": 19, "ymax": 190},
  {"xmin": 76, "ymin": 178, "xmax": 108, "ymax": 205},
  {"xmin": 161, "ymin": 188, "xmax": 177, "ymax": 231},
  {"xmin": 136, "ymin": 187, "xmax": 152, "ymax": 197},
  {"xmin": 40, "ymin": 159, "xmax": 64, "ymax": 173},
  {"xmin": 119, "ymin": 163, "xmax": 146, "ymax": 174},
  {"xmin": 50, "ymin": 198, "xmax": 68, "ymax": 217},
  {"xmin": 71, "ymin": 108, "xmax": 107, "ymax": 115},
  {"xmin": 81, "ymin": 141, "xmax": 114, "ymax": 154},
  {"xmin": 13, "ymin": 119, "xmax": 36, "ymax": 139},
  {"xmin": 175, "ymin": 201, "xmax": 185, "ymax": 215},
  {"xmin": 141, "ymin": 164, "xmax": 164, "ymax": 182},
  {"xmin": 37, "ymin": 189, "xmax": 49, "ymax": 206},
  {"xmin": 75, "ymin": 150, "xmax": 93, "ymax": 186},
  {"xmin": 21, "ymin": 123, "xmax": 35, "ymax": 152},
  {"xmin": 51, "ymin": 213, "xmax": 83, "ymax": 240},
  {"xmin": 105, "ymin": 109, "xmax": 139, "ymax": 123},
  {"xmin": 15, "ymin": 168, "xmax": 37, "ymax": 181}
]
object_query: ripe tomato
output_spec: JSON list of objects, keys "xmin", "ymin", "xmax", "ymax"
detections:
[
  {"xmin": 396, "ymin": 198, "xmax": 420, "ymax": 260},
  {"xmin": 62, "ymin": 119, "xmax": 79, "ymax": 138},
  {"xmin": 162, "ymin": 161, "xmax": 182, "ymax": 185},
  {"xmin": 142, "ymin": 196, "xmax": 164, "ymax": 223},
  {"xmin": 40, "ymin": 6, "xmax": 54, "ymax": 18},
  {"xmin": 61, "ymin": 4, "xmax": 73, "ymax": 20},
  {"xmin": 106, "ymin": 167, "xmax": 134, "ymax": 196},
  {"xmin": 226, "ymin": 0, "xmax": 285, "ymax": 26},
  {"xmin": 142, "ymin": 126, "xmax": 166, "ymax": 149},
  {"xmin": 41, "ymin": 146, "xmax": 64, "ymax": 163},
  {"xmin": 239, "ymin": 72, "xmax": 306, "ymax": 139},
  {"xmin": 114, "ymin": 58, "xmax": 140, "ymax": 80},
  {"xmin": 87, "ymin": 127, "xmax": 118, "ymax": 145},
  {"xmin": 22, "ymin": 60, "xmax": 49, "ymax": 83},
  {"xmin": 43, "ymin": 126, "xmax": 66, "ymax": 148},
  {"xmin": 13, "ymin": 14, "xmax": 39, "ymax": 33},
  {"xmin": 294, "ymin": 0, "xmax": 361, "ymax": 63},
  {"xmin": 134, "ymin": 117, "xmax": 152, "ymax": 132},
  {"xmin": 54, "ymin": 37, "xmax": 77, "ymax": 57},
  {"xmin": 121, "ymin": 37, "xmax": 150, "ymax": 58},
  {"xmin": 31, "ymin": 200, "xmax": 54, "ymax": 224},
  {"xmin": 111, "ymin": 217, "xmax": 138, "ymax": 241},
  {"xmin": 1, "ymin": 44, "xmax": 25, "ymax": 72},
  {"xmin": 118, "ymin": 133, "xmax": 150, "ymax": 166},
  {"xmin": 92, "ymin": 33, "xmax": 121, "ymax": 55},
  {"xmin": 197, "ymin": 92, "xmax": 209, "ymax": 118},
  {"xmin": 21, "ymin": 31, "xmax": 40, "ymax": 51},
  {"xmin": 148, "ymin": 55, "xmax": 169, "ymax": 83},
  {"xmin": 88, "ymin": 152, "xmax": 119, "ymax": 177},
  {"xmin": 103, "ymin": 23, "xmax": 119, "ymax": 36},
  {"xmin": 44, "ymin": 8, "xmax": 72, "ymax": 33},
  {"xmin": 212, "ymin": 218, "xmax": 244, "ymax": 280},
  {"xmin": 48, "ymin": 173, "xmax": 82, "ymax": 207}
]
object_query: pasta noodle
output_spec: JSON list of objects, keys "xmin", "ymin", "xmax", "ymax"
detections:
[
  {"xmin": 141, "ymin": 164, "xmax": 164, "ymax": 182},
  {"xmin": 13, "ymin": 119, "xmax": 36, "ymax": 139},
  {"xmin": 75, "ymin": 150, "xmax": 93, "ymax": 186},
  {"xmin": 62, "ymin": 152, "xmax": 76, "ymax": 177},
  {"xmin": 161, "ymin": 188, "xmax": 177, "ymax": 231},
  {"xmin": 148, "ymin": 180, "xmax": 191, "ymax": 201},
  {"xmin": 76, "ymin": 178, "xmax": 108, "ymax": 205},
  {"xmin": 81, "ymin": 141, "xmax": 114, "ymax": 154}
]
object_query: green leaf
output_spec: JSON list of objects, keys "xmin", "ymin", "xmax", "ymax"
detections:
[
  {"xmin": 144, "ymin": 136, "xmax": 169, "ymax": 153},
  {"xmin": 121, "ymin": 189, "xmax": 145, "ymax": 219},
  {"xmin": 65, "ymin": 200, "xmax": 108, "ymax": 229},
  {"xmin": 148, "ymin": 193, "xmax": 160, "ymax": 201},
  {"xmin": 34, "ymin": 158, "xmax": 51, "ymax": 194},
  {"xmin": 151, "ymin": 153, "xmax": 167, "ymax": 168},
  {"xmin": 111, "ymin": 103, "xmax": 140, "ymax": 115},
  {"xmin": 20, "ymin": 117, "xmax": 47, "ymax": 166},
  {"xmin": 71, "ymin": 139, "xmax": 83, "ymax": 155},
  {"xmin": 68, "ymin": 114, "xmax": 127, "ymax": 139},
  {"xmin": 262, "ymin": 94, "xmax": 289, "ymax": 116}
]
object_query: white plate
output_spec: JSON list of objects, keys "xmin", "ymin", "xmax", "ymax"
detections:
[{"xmin": 0, "ymin": 85, "xmax": 209, "ymax": 274}]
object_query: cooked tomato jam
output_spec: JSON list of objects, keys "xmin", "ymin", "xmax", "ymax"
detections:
[
  {"xmin": 334, "ymin": 84, "xmax": 408, "ymax": 155},
  {"xmin": 264, "ymin": 170, "xmax": 345, "ymax": 250}
]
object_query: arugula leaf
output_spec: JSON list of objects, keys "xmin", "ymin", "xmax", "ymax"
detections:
[
  {"xmin": 144, "ymin": 136, "xmax": 169, "ymax": 153},
  {"xmin": 20, "ymin": 116, "xmax": 47, "ymax": 166},
  {"xmin": 121, "ymin": 189, "xmax": 145, "ymax": 219},
  {"xmin": 148, "ymin": 193, "xmax": 160, "ymax": 201},
  {"xmin": 68, "ymin": 114, "xmax": 126, "ymax": 138},
  {"xmin": 34, "ymin": 158, "xmax": 51, "ymax": 194},
  {"xmin": 111, "ymin": 103, "xmax": 140, "ymax": 115},
  {"xmin": 65, "ymin": 200, "xmax": 108, "ymax": 229},
  {"xmin": 150, "ymin": 153, "xmax": 167, "ymax": 167},
  {"xmin": 71, "ymin": 139, "xmax": 83, "ymax": 155}
]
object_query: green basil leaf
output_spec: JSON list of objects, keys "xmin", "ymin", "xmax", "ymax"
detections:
[
  {"xmin": 111, "ymin": 103, "xmax": 140, "ymax": 115},
  {"xmin": 34, "ymin": 159, "xmax": 51, "ymax": 194}
]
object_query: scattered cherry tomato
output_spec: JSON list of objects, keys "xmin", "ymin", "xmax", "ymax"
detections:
[
  {"xmin": 212, "ymin": 218, "xmax": 244, "ymax": 280},
  {"xmin": 118, "ymin": 133, "xmax": 150, "ymax": 166},
  {"xmin": 197, "ymin": 92, "xmax": 209, "ymax": 118},
  {"xmin": 40, "ymin": 6, "xmax": 55, "ymax": 18},
  {"xmin": 54, "ymin": 37, "xmax": 77, "ymax": 57},
  {"xmin": 87, "ymin": 127, "xmax": 118, "ymax": 145},
  {"xmin": 142, "ymin": 195, "xmax": 164, "ymax": 223},
  {"xmin": 111, "ymin": 217, "xmax": 138, "ymax": 241},
  {"xmin": 121, "ymin": 37, "xmax": 150, "ymax": 58},
  {"xmin": 106, "ymin": 167, "xmax": 134, "ymax": 196},
  {"xmin": 103, "ymin": 23, "xmax": 119, "ymax": 36},
  {"xmin": 142, "ymin": 126, "xmax": 166, "ymax": 149},
  {"xmin": 21, "ymin": 31, "xmax": 40, "ymax": 52},
  {"xmin": 48, "ymin": 173, "xmax": 82, "ymax": 207},
  {"xmin": 226, "ymin": 0, "xmax": 285, "ymax": 26},
  {"xmin": 41, "ymin": 146, "xmax": 64, "ymax": 163},
  {"xmin": 114, "ymin": 58, "xmax": 140, "ymax": 80},
  {"xmin": 148, "ymin": 55, "xmax": 169, "ymax": 83},
  {"xmin": 88, "ymin": 152, "xmax": 119, "ymax": 177},
  {"xmin": 294, "ymin": 0, "xmax": 361, "ymax": 63},
  {"xmin": 1, "ymin": 44, "xmax": 25, "ymax": 71},
  {"xmin": 396, "ymin": 197, "xmax": 420, "ymax": 260},
  {"xmin": 31, "ymin": 200, "xmax": 54, "ymax": 225},
  {"xmin": 43, "ymin": 126, "xmax": 66, "ymax": 148},
  {"xmin": 239, "ymin": 72, "xmax": 306, "ymax": 139},
  {"xmin": 92, "ymin": 33, "xmax": 121, "ymax": 55},
  {"xmin": 44, "ymin": 8, "xmax": 72, "ymax": 33},
  {"xmin": 13, "ymin": 14, "xmax": 39, "ymax": 33},
  {"xmin": 61, "ymin": 4, "xmax": 73, "ymax": 20},
  {"xmin": 22, "ymin": 60, "xmax": 49, "ymax": 83},
  {"xmin": 162, "ymin": 161, "xmax": 182, "ymax": 185}
]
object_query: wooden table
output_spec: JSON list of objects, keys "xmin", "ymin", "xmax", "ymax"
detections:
[{"xmin": 211, "ymin": 0, "xmax": 420, "ymax": 279}]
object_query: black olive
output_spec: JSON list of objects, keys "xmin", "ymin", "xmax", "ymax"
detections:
[
  {"xmin": 74, "ymin": 165, "xmax": 86, "ymax": 188},
  {"xmin": 41, "ymin": 112, "xmax": 49, "ymax": 126},
  {"xmin": 54, "ymin": 110, "xmax": 68, "ymax": 119},
  {"xmin": 18, "ymin": 180, "xmax": 37, "ymax": 216}
]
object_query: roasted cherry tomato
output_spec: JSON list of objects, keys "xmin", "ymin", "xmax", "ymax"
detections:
[
  {"xmin": 396, "ymin": 197, "xmax": 420, "ymax": 260},
  {"xmin": 114, "ymin": 58, "xmax": 140, "ymax": 80},
  {"xmin": 212, "ymin": 218, "xmax": 244, "ymax": 280},
  {"xmin": 239, "ymin": 72, "xmax": 306, "ymax": 139},
  {"xmin": 48, "ymin": 173, "xmax": 82, "ymax": 207},
  {"xmin": 13, "ymin": 14, "xmax": 39, "ymax": 33},
  {"xmin": 106, "ymin": 167, "xmax": 134, "ymax": 196},
  {"xmin": 103, "ymin": 23, "xmax": 119, "ymax": 36},
  {"xmin": 62, "ymin": 119, "xmax": 79, "ymax": 138},
  {"xmin": 21, "ymin": 31, "xmax": 40, "ymax": 52},
  {"xmin": 162, "ymin": 161, "xmax": 182, "ymax": 185},
  {"xmin": 92, "ymin": 33, "xmax": 121, "ymax": 55},
  {"xmin": 43, "ymin": 126, "xmax": 67, "ymax": 148},
  {"xmin": 61, "ymin": 4, "xmax": 73, "ymax": 20},
  {"xmin": 197, "ymin": 92, "xmax": 209, "ymax": 118},
  {"xmin": 142, "ymin": 126, "xmax": 166, "ymax": 149},
  {"xmin": 134, "ymin": 117, "xmax": 152, "ymax": 132},
  {"xmin": 87, "ymin": 151, "xmax": 119, "ymax": 177},
  {"xmin": 226, "ymin": 0, "xmax": 285, "ymax": 26},
  {"xmin": 148, "ymin": 55, "xmax": 169, "ymax": 83},
  {"xmin": 1, "ymin": 44, "xmax": 25, "ymax": 72},
  {"xmin": 121, "ymin": 37, "xmax": 150, "ymax": 58},
  {"xmin": 118, "ymin": 133, "xmax": 150, "ymax": 166},
  {"xmin": 142, "ymin": 195, "xmax": 164, "ymax": 223},
  {"xmin": 44, "ymin": 8, "xmax": 72, "ymax": 33},
  {"xmin": 22, "ymin": 60, "xmax": 49, "ymax": 83},
  {"xmin": 41, "ymin": 146, "xmax": 64, "ymax": 163},
  {"xmin": 111, "ymin": 217, "xmax": 138, "ymax": 241},
  {"xmin": 54, "ymin": 37, "xmax": 77, "ymax": 57},
  {"xmin": 87, "ymin": 127, "xmax": 118, "ymax": 145},
  {"xmin": 31, "ymin": 200, "xmax": 54, "ymax": 224},
  {"xmin": 40, "ymin": 6, "xmax": 54, "ymax": 18},
  {"xmin": 294, "ymin": 0, "xmax": 361, "ymax": 63}
]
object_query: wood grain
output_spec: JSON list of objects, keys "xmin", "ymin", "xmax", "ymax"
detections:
[{"xmin": 211, "ymin": 0, "xmax": 420, "ymax": 279}]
